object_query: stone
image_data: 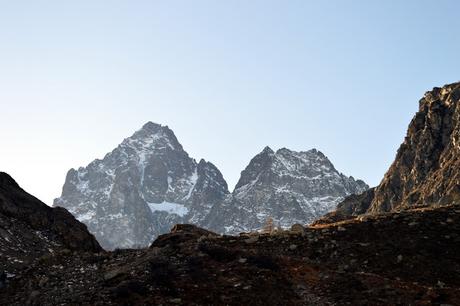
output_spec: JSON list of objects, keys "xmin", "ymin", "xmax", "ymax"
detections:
[
  {"xmin": 244, "ymin": 236, "xmax": 259, "ymax": 244},
  {"xmin": 104, "ymin": 269, "xmax": 125, "ymax": 281},
  {"xmin": 290, "ymin": 224, "xmax": 306, "ymax": 235},
  {"xmin": 0, "ymin": 271, "xmax": 6, "ymax": 289},
  {"xmin": 170, "ymin": 298, "xmax": 182, "ymax": 304}
]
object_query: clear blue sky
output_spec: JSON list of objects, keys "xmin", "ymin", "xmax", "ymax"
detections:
[{"xmin": 1, "ymin": 1, "xmax": 459, "ymax": 204}]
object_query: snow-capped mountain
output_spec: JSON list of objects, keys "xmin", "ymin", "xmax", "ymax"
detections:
[
  {"xmin": 54, "ymin": 122, "xmax": 229, "ymax": 249},
  {"xmin": 205, "ymin": 147, "xmax": 368, "ymax": 234},
  {"xmin": 55, "ymin": 122, "xmax": 367, "ymax": 249}
]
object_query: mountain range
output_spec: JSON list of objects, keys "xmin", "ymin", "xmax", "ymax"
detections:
[
  {"xmin": 54, "ymin": 123, "xmax": 367, "ymax": 249},
  {"xmin": 1, "ymin": 81, "xmax": 460, "ymax": 305}
]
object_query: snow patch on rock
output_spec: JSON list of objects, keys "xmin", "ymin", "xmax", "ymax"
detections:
[{"xmin": 147, "ymin": 201, "xmax": 189, "ymax": 217}]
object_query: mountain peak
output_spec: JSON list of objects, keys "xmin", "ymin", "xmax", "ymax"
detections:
[
  {"xmin": 138, "ymin": 122, "xmax": 176, "ymax": 139},
  {"xmin": 124, "ymin": 122, "xmax": 182, "ymax": 152},
  {"xmin": 261, "ymin": 146, "xmax": 274, "ymax": 154},
  {"xmin": 273, "ymin": 147, "xmax": 324, "ymax": 157},
  {"xmin": 209, "ymin": 145, "xmax": 368, "ymax": 234},
  {"xmin": 141, "ymin": 121, "xmax": 163, "ymax": 131},
  {"xmin": 275, "ymin": 147, "xmax": 291, "ymax": 154},
  {"xmin": 55, "ymin": 123, "xmax": 229, "ymax": 249}
]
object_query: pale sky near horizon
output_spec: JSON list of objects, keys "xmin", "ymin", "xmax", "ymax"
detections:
[{"xmin": 1, "ymin": 1, "xmax": 460, "ymax": 205}]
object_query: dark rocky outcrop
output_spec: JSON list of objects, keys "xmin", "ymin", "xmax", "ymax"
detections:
[
  {"xmin": 370, "ymin": 81, "xmax": 460, "ymax": 211},
  {"xmin": 0, "ymin": 172, "xmax": 101, "ymax": 277},
  {"xmin": 320, "ymin": 81, "xmax": 460, "ymax": 223},
  {"xmin": 312, "ymin": 188, "xmax": 375, "ymax": 225}
]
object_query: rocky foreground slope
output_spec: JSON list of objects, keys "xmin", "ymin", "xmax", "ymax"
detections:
[
  {"xmin": 55, "ymin": 122, "xmax": 367, "ymax": 249},
  {"xmin": 318, "ymin": 81, "xmax": 460, "ymax": 223},
  {"xmin": 0, "ymin": 172, "xmax": 101, "ymax": 278},
  {"xmin": 1, "ymin": 204, "xmax": 459, "ymax": 305}
]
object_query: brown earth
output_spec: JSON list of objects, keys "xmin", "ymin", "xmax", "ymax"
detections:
[{"xmin": 1, "ymin": 204, "xmax": 460, "ymax": 305}]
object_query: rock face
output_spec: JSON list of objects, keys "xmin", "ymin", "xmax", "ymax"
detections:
[
  {"xmin": 55, "ymin": 122, "xmax": 367, "ymax": 249},
  {"xmin": 205, "ymin": 147, "xmax": 368, "ymax": 234},
  {"xmin": 54, "ymin": 122, "xmax": 229, "ymax": 249},
  {"xmin": 0, "ymin": 172, "xmax": 101, "ymax": 276},
  {"xmin": 321, "ymin": 81, "xmax": 460, "ymax": 222}
]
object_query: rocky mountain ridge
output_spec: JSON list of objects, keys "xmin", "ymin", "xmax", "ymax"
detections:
[
  {"xmin": 54, "ymin": 123, "xmax": 367, "ymax": 249},
  {"xmin": 318, "ymin": 81, "xmax": 460, "ymax": 223},
  {"xmin": 54, "ymin": 122, "xmax": 229, "ymax": 249},
  {"xmin": 206, "ymin": 146, "xmax": 367, "ymax": 234}
]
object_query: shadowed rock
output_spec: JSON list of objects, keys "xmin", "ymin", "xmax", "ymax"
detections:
[{"xmin": 0, "ymin": 172, "xmax": 102, "ymax": 279}]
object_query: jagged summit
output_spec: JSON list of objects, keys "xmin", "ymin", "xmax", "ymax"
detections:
[
  {"xmin": 234, "ymin": 146, "xmax": 342, "ymax": 188},
  {"xmin": 205, "ymin": 146, "xmax": 368, "ymax": 234},
  {"xmin": 54, "ymin": 122, "xmax": 229, "ymax": 249},
  {"xmin": 237, "ymin": 146, "xmax": 342, "ymax": 184},
  {"xmin": 138, "ymin": 122, "xmax": 176, "ymax": 140},
  {"xmin": 141, "ymin": 121, "xmax": 162, "ymax": 130},
  {"xmin": 276, "ymin": 147, "xmax": 319, "ymax": 154},
  {"xmin": 120, "ymin": 121, "xmax": 183, "ymax": 153},
  {"xmin": 261, "ymin": 146, "xmax": 274, "ymax": 154}
]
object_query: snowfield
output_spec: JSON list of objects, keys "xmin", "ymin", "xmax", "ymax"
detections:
[{"xmin": 147, "ymin": 201, "xmax": 189, "ymax": 217}]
